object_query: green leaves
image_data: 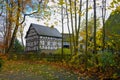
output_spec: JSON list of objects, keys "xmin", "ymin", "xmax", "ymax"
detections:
[
  {"xmin": 105, "ymin": 7, "xmax": 120, "ymax": 52},
  {"xmin": 97, "ymin": 52, "xmax": 116, "ymax": 68}
]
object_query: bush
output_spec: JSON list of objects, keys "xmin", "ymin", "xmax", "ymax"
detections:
[
  {"xmin": 97, "ymin": 52, "xmax": 116, "ymax": 71},
  {"xmin": 0, "ymin": 53, "xmax": 7, "ymax": 71},
  {"xmin": 85, "ymin": 52, "xmax": 117, "ymax": 69},
  {"xmin": 86, "ymin": 53, "xmax": 98, "ymax": 68},
  {"xmin": 0, "ymin": 58, "xmax": 3, "ymax": 69},
  {"xmin": 0, "ymin": 54, "xmax": 5, "ymax": 71},
  {"xmin": 8, "ymin": 52, "xmax": 42, "ymax": 60},
  {"xmin": 10, "ymin": 38, "xmax": 24, "ymax": 53}
]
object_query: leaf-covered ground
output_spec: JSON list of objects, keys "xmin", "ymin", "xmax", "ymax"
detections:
[{"xmin": 0, "ymin": 60, "xmax": 79, "ymax": 80}]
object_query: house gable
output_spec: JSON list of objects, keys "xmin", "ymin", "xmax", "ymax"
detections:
[
  {"xmin": 25, "ymin": 23, "xmax": 62, "ymax": 52},
  {"xmin": 25, "ymin": 24, "xmax": 38, "ymax": 38}
]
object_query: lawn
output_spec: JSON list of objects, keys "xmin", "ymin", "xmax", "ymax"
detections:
[{"xmin": 0, "ymin": 60, "xmax": 79, "ymax": 80}]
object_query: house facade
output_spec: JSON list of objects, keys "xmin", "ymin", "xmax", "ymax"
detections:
[{"xmin": 25, "ymin": 23, "xmax": 62, "ymax": 53}]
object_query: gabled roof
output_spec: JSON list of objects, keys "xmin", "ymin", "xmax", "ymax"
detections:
[{"xmin": 26, "ymin": 23, "xmax": 62, "ymax": 38}]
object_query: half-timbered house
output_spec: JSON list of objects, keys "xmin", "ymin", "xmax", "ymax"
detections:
[{"xmin": 25, "ymin": 23, "xmax": 62, "ymax": 53}]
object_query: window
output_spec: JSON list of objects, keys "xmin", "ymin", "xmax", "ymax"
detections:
[
  {"xmin": 50, "ymin": 42, "xmax": 53, "ymax": 46},
  {"xmin": 50, "ymin": 42, "xmax": 53, "ymax": 49},
  {"xmin": 44, "ymin": 41, "xmax": 47, "ymax": 45},
  {"xmin": 56, "ymin": 42, "xmax": 59, "ymax": 48}
]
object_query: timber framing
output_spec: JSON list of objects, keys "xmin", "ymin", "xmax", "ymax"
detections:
[{"xmin": 25, "ymin": 23, "xmax": 62, "ymax": 52}]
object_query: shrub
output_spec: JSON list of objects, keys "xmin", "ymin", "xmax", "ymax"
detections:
[
  {"xmin": 0, "ymin": 58, "xmax": 3, "ymax": 70},
  {"xmin": 86, "ymin": 53, "xmax": 95, "ymax": 68},
  {"xmin": 10, "ymin": 38, "xmax": 24, "ymax": 53},
  {"xmin": 97, "ymin": 52, "xmax": 116, "ymax": 71},
  {"xmin": 0, "ymin": 54, "xmax": 6, "ymax": 71},
  {"xmin": 8, "ymin": 53, "xmax": 18, "ymax": 60}
]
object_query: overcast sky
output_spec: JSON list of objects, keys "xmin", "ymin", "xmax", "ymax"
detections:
[
  {"xmin": 0, "ymin": 0, "xmax": 113, "ymax": 44},
  {"xmin": 20, "ymin": 0, "xmax": 113, "ymax": 45},
  {"xmin": 24, "ymin": 0, "xmax": 113, "ymax": 33}
]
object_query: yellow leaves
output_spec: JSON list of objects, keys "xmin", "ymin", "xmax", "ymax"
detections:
[
  {"xmin": 58, "ymin": 0, "xmax": 65, "ymax": 5},
  {"xmin": 50, "ymin": 25, "xmax": 54, "ymax": 28},
  {"xmin": 54, "ymin": 21, "xmax": 58, "ymax": 25},
  {"xmin": 78, "ymin": 11, "xmax": 84, "ymax": 16},
  {"xmin": 110, "ymin": 0, "xmax": 120, "ymax": 9},
  {"xmin": 67, "ymin": 8, "xmax": 70, "ymax": 12},
  {"xmin": 88, "ymin": 6, "xmax": 92, "ymax": 10},
  {"xmin": 0, "ymin": 53, "xmax": 7, "ymax": 61},
  {"xmin": 44, "ymin": 0, "xmax": 49, "ymax": 5},
  {"xmin": 6, "ymin": 6, "xmax": 12, "ymax": 11},
  {"xmin": 116, "ymin": 6, "xmax": 120, "ymax": 12},
  {"xmin": 112, "ymin": 73, "xmax": 118, "ymax": 79},
  {"xmin": 110, "ymin": 2, "xmax": 115, "ymax": 8},
  {"xmin": 117, "ymin": 0, "xmax": 120, "ymax": 2}
]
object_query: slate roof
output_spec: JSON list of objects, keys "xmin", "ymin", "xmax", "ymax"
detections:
[{"xmin": 27, "ymin": 23, "xmax": 62, "ymax": 38}]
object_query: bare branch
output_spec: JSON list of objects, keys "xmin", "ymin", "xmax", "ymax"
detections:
[{"xmin": 19, "ymin": 0, "xmax": 42, "ymax": 25}]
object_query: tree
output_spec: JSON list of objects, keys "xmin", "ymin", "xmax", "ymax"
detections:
[
  {"xmin": 0, "ymin": 0, "xmax": 46, "ymax": 53},
  {"xmin": 65, "ymin": 0, "xmax": 72, "ymax": 54},
  {"xmin": 69, "ymin": 0, "xmax": 75, "ymax": 54},
  {"xmin": 85, "ymin": 0, "xmax": 88, "ymax": 69},
  {"xmin": 102, "ymin": 0, "xmax": 106, "ymax": 51},
  {"xmin": 68, "ymin": 0, "xmax": 84, "ymax": 55},
  {"xmin": 93, "ymin": 0, "xmax": 97, "ymax": 54},
  {"xmin": 19, "ymin": 24, "xmax": 25, "ymax": 48},
  {"xmin": 80, "ymin": 17, "xmax": 101, "ymax": 52},
  {"xmin": 61, "ymin": 0, "xmax": 64, "ymax": 60},
  {"xmin": 105, "ymin": 6, "xmax": 120, "ymax": 53},
  {"xmin": 6, "ymin": 0, "xmax": 43, "ymax": 53}
]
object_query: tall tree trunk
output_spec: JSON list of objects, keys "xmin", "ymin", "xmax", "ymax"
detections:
[
  {"xmin": 93, "ymin": 0, "xmax": 99, "ymax": 67},
  {"xmin": 85, "ymin": 0, "xmax": 88, "ymax": 56},
  {"xmin": 77, "ymin": 0, "xmax": 82, "ymax": 55},
  {"xmin": 102, "ymin": 0, "xmax": 106, "ymax": 52},
  {"xmin": 93, "ymin": 0, "xmax": 97, "ymax": 54},
  {"xmin": 77, "ymin": 0, "xmax": 82, "ymax": 39},
  {"xmin": 61, "ymin": 4, "xmax": 64, "ymax": 60},
  {"xmin": 69, "ymin": 0, "xmax": 75, "ymax": 54},
  {"xmin": 74, "ymin": 0, "xmax": 78, "ymax": 55},
  {"xmin": 7, "ymin": 0, "xmax": 21, "ymax": 53},
  {"xmin": 85, "ymin": 0, "xmax": 88, "ymax": 70},
  {"xmin": 5, "ymin": 0, "xmax": 12, "ymax": 53},
  {"xmin": 65, "ymin": 0, "xmax": 72, "ymax": 55},
  {"xmin": 20, "ymin": 30, "xmax": 24, "ymax": 48}
]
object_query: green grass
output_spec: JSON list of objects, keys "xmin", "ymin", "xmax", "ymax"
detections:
[{"xmin": 0, "ymin": 60, "xmax": 78, "ymax": 80}]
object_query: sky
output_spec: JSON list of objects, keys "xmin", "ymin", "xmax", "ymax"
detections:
[
  {"xmin": 23, "ymin": 0, "xmax": 113, "ymax": 34},
  {"xmin": 20, "ymin": 0, "xmax": 113, "ymax": 45},
  {"xmin": 0, "ymin": 0, "xmax": 114, "ymax": 44}
]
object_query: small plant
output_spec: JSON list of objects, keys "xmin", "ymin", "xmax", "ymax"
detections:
[
  {"xmin": 0, "ymin": 58, "xmax": 4, "ymax": 71},
  {"xmin": 0, "ymin": 54, "xmax": 7, "ymax": 71},
  {"xmin": 0, "ymin": 58, "xmax": 2, "ymax": 68}
]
